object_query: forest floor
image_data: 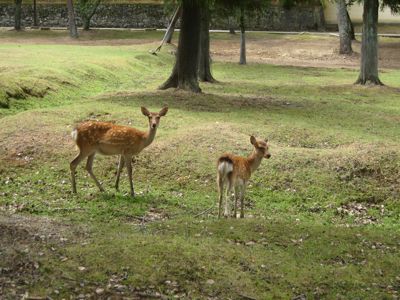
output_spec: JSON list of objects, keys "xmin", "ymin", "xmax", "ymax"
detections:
[{"xmin": 1, "ymin": 29, "xmax": 400, "ymax": 299}]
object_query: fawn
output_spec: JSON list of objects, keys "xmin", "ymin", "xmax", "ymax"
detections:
[
  {"xmin": 217, "ymin": 136, "xmax": 271, "ymax": 218},
  {"xmin": 70, "ymin": 106, "xmax": 168, "ymax": 196}
]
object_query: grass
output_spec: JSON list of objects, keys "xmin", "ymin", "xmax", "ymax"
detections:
[{"xmin": 1, "ymin": 30, "xmax": 400, "ymax": 299}]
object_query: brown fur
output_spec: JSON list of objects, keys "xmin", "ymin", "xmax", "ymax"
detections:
[
  {"xmin": 217, "ymin": 136, "xmax": 271, "ymax": 218},
  {"xmin": 70, "ymin": 106, "xmax": 168, "ymax": 196}
]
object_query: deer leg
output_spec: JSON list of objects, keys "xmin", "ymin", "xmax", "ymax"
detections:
[
  {"xmin": 240, "ymin": 184, "xmax": 247, "ymax": 218},
  {"xmin": 70, "ymin": 152, "xmax": 87, "ymax": 194},
  {"xmin": 234, "ymin": 186, "xmax": 240, "ymax": 219},
  {"xmin": 115, "ymin": 156, "xmax": 125, "ymax": 191},
  {"xmin": 125, "ymin": 155, "xmax": 135, "ymax": 197},
  {"xmin": 86, "ymin": 153, "xmax": 104, "ymax": 192},
  {"xmin": 224, "ymin": 179, "xmax": 233, "ymax": 218},
  {"xmin": 217, "ymin": 174, "xmax": 224, "ymax": 219}
]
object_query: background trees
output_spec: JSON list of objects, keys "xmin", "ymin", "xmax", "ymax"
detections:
[
  {"xmin": 67, "ymin": 0, "xmax": 79, "ymax": 38},
  {"xmin": 217, "ymin": 0, "xmax": 268, "ymax": 65},
  {"xmin": 14, "ymin": 0, "xmax": 23, "ymax": 30},
  {"xmin": 78, "ymin": 0, "xmax": 102, "ymax": 31},
  {"xmin": 337, "ymin": 0, "xmax": 353, "ymax": 54},
  {"xmin": 355, "ymin": 0, "xmax": 400, "ymax": 85}
]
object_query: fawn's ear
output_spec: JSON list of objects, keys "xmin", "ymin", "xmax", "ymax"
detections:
[
  {"xmin": 250, "ymin": 135, "xmax": 257, "ymax": 145},
  {"xmin": 141, "ymin": 107, "xmax": 150, "ymax": 116},
  {"xmin": 159, "ymin": 106, "xmax": 168, "ymax": 116}
]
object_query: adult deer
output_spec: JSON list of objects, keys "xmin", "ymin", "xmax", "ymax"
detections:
[
  {"xmin": 217, "ymin": 136, "xmax": 271, "ymax": 218},
  {"xmin": 70, "ymin": 106, "xmax": 168, "ymax": 196}
]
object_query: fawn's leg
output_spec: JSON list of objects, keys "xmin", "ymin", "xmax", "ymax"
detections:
[
  {"xmin": 86, "ymin": 153, "xmax": 104, "ymax": 192},
  {"xmin": 70, "ymin": 151, "xmax": 87, "ymax": 194},
  {"xmin": 125, "ymin": 155, "xmax": 135, "ymax": 197},
  {"xmin": 224, "ymin": 178, "xmax": 233, "ymax": 217},
  {"xmin": 217, "ymin": 174, "xmax": 224, "ymax": 218},
  {"xmin": 240, "ymin": 184, "xmax": 247, "ymax": 218},
  {"xmin": 115, "ymin": 156, "xmax": 125, "ymax": 191},
  {"xmin": 234, "ymin": 186, "xmax": 240, "ymax": 218}
]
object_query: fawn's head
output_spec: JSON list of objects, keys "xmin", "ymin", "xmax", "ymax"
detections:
[
  {"xmin": 250, "ymin": 136, "xmax": 271, "ymax": 159},
  {"xmin": 141, "ymin": 106, "xmax": 168, "ymax": 129}
]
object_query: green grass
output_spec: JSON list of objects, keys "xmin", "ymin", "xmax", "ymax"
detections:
[{"xmin": 1, "ymin": 30, "xmax": 400, "ymax": 299}]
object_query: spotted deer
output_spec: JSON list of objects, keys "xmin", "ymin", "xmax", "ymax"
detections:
[
  {"xmin": 217, "ymin": 136, "xmax": 271, "ymax": 218},
  {"xmin": 70, "ymin": 106, "xmax": 168, "ymax": 196}
]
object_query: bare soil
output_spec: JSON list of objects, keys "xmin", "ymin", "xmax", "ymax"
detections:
[
  {"xmin": 211, "ymin": 35, "xmax": 400, "ymax": 69},
  {"xmin": 1, "ymin": 29, "xmax": 400, "ymax": 69}
]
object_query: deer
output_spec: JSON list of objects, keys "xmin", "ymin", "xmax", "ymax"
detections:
[
  {"xmin": 70, "ymin": 106, "xmax": 168, "ymax": 197},
  {"xmin": 217, "ymin": 136, "xmax": 271, "ymax": 218}
]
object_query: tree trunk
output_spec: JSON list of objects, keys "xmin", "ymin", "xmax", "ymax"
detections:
[
  {"xmin": 14, "ymin": 0, "xmax": 23, "ymax": 31},
  {"xmin": 159, "ymin": 0, "xmax": 201, "ymax": 93},
  {"xmin": 355, "ymin": 0, "xmax": 382, "ymax": 85},
  {"xmin": 346, "ymin": 8, "xmax": 355, "ymax": 40},
  {"xmin": 33, "ymin": 0, "xmax": 38, "ymax": 26},
  {"xmin": 228, "ymin": 16, "xmax": 235, "ymax": 34},
  {"xmin": 67, "ymin": 0, "xmax": 78, "ymax": 38},
  {"xmin": 337, "ymin": 0, "xmax": 353, "ymax": 54},
  {"xmin": 239, "ymin": 8, "xmax": 246, "ymax": 65},
  {"xmin": 83, "ymin": 17, "xmax": 90, "ymax": 30},
  {"xmin": 165, "ymin": 5, "xmax": 181, "ymax": 44},
  {"xmin": 198, "ymin": 7, "xmax": 216, "ymax": 82},
  {"xmin": 80, "ymin": 0, "xmax": 101, "ymax": 31}
]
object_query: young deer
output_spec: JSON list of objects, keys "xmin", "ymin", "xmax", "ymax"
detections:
[
  {"xmin": 217, "ymin": 136, "xmax": 271, "ymax": 218},
  {"xmin": 70, "ymin": 106, "xmax": 168, "ymax": 196}
]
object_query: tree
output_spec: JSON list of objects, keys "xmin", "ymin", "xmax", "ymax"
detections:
[
  {"xmin": 33, "ymin": 0, "xmax": 38, "ymax": 27},
  {"xmin": 337, "ymin": 0, "xmax": 353, "ymax": 54},
  {"xmin": 217, "ymin": 0, "xmax": 267, "ymax": 65},
  {"xmin": 14, "ymin": 0, "xmax": 23, "ymax": 31},
  {"xmin": 198, "ymin": 6, "xmax": 216, "ymax": 82},
  {"xmin": 67, "ymin": 0, "xmax": 79, "ymax": 38},
  {"xmin": 345, "ymin": 8, "xmax": 356, "ymax": 40},
  {"xmin": 78, "ymin": 0, "xmax": 101, "ymax": 31},
  {"xmin": 239, "ymin": 7, "xmax": 246, "ymax": 64},
  {"xmin": 159, "ymin": 0, "xmax": 202, "ymax": 93},
  {"xmin": 355, "ymin": 0, "xmax": 399, "ymax": 85}
]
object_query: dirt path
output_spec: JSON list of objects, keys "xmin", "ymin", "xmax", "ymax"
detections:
[{"xmin": 211, "ymin": 36, "xmax": 400, "ymax": 69}]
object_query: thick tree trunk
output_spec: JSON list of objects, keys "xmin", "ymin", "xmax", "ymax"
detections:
[
  {"xmin": 198, "ymin": 7, "xmax": 216, "ymax": 82},
  {"xmin": 346, "ymin": 8, "xmax": 356, "ymax": 40},
  {"xmin": 355, "ymin": 0, "xmax": 382, "ymax": 85},
  {"xmin": 239, "ymin": 8, "xmax": 246, "ymax": 65},
  {"xmin": 159, "ymin": 0, "xmax": 201, "ymax": 93},
  {"xmin": 14, "ymin": 0, "xmax": 23, "ymax": 31},
  {"xmin": 67, "ymin": 0, "xmax": 78, "ymax": 38},
  {"xmin": 337, "ymin": 0, "xmax": 353, "ymax": 54},
  {"xmin": 33, "ymin": 0, "xmax": 38, "ymax": 26}
]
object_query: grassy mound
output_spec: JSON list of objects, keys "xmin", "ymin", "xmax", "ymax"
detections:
[{"xmin": 1, "ymin": 31, "xmax": 400, "ymax": 298}]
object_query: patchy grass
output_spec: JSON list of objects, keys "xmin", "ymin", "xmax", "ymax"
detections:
[{"xmin": 1, "ymin": 30, "xmax": 400, "ymax": 299}]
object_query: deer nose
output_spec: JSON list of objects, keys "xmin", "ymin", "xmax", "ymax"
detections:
[
  {"xmin": 266, "ymin": 154, "xmax": 271, "ymax": 159},
  {"xmin": 152, "ymin": 124, "xmax": 157, "ymax": 129}
]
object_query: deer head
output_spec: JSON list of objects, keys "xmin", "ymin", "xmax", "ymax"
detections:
[{"xmin": 141, "ymin": 106, "xmax": 169, "ymax": 129}]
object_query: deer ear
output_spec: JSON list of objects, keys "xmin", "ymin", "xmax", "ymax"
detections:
[
  {"xmin": 250, "ymin": 135, "xmax": 257, "ymax": 145},
  {"xmin": 159, "ymin": 106, "xmax": 168, "ymax": 116},
  {"xmin": 141, "ymin": 107, "xmax": 150, "ymax": 116}
]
